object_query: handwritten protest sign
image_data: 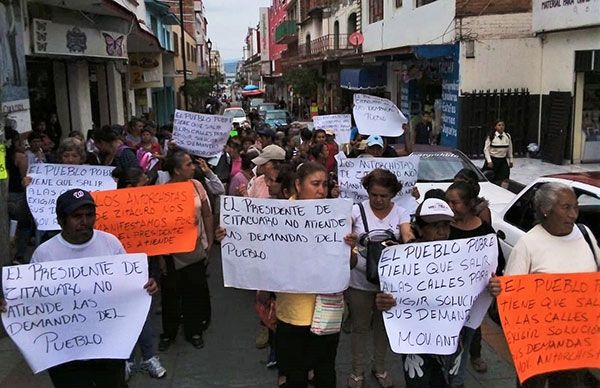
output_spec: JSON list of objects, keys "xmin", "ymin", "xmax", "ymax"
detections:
[
  {"xmin": 173, "ymin": 109, "xmax": 232, "ymax": 157},
  {"xmin": 337, "ymin": 155, "xmax": 419, "ymax": 211},
  {"xmin": 92, "ymin": 182, "xmax": 197, "ymax": 255},
  {"xmin": 353, "ymin": 94, "xmax": 407, "ymax": 137},
  {"xmin": 1, "ymin": 254, "xmax": 151, "ymax": 373},
  {"xmin": 26, "ymin": 164, "xmax": 116, "ymax": 230},
  {"xmin": 497, "ymin": 272, "xmax": 600, "ymax": 383},
  {"xmin": 313, "ymin": 114, "xmax": 352, "ymax": 144},
  {"xmin": 378, "ymin": 234, "xmax": 498, "ymax": 355},
  {"xmin": 0, "ymin": 144, "xmax": 7, "ymax": 179},
  {"xmin": 220, "ymin": 196, "xmax": 352, "ymax": 293}
]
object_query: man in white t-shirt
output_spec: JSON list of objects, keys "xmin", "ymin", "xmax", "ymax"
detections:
[{"xmin": 1, "ymin": 189, "xmax": 158, "ymax": 387}]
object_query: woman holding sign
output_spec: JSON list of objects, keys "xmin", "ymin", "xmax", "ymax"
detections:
[
  {"xmin": 274, "ymin": 161, "xmax": 356, "ymax": 388},
  {"xmin": 375, "ymin": 198, "xmax": 502, "ymax": 388},
  {"xmin": 159, "ymin": 151, "xmax": 214, "ymax": 350},
  {"xmin": 502, "ymin": 182, "xmax": 599, "ymax": 387},
  {"xmin": 347, "ymin": 169, "xmax": 414, "ymax": 388}
]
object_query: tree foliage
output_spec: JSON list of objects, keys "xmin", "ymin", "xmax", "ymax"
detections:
[{"xmin": 283, "ymin": 67, "xmax": 321, "ymax": 99}]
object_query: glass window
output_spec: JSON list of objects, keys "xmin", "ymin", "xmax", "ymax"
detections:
[
  {"xmin": 416, "ymin": 152, "xmax": 485, "ymax": 183},
  {"xmin": 369, "ymin": 0, "xmax": 383, "ymax": 24},
  {"xmin": 416, "ymin": 0, "xmax": 437, "ymax": 7},
  {"xmin": 173, "ymin": 32, "xmax": 179, "ymax": 55},
  {"xmin": 575, "ymin": 189, "xmax": 600, "ymax": 240},
  {"xmin": 396, "ymin": 0, "xmax": 403, "ymax": 7},
  {"xmin": 503, "ymin": 184, "xmax": 541, "ymax": 232}
]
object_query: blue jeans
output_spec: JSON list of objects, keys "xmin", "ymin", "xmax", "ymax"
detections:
[
  {"xmin": 129, "ymin": 309, "xmax": 156, "ymax": 362},
  {"xmin": 450, "ymin": 327, "xmax": 476, "ymax": 386}
]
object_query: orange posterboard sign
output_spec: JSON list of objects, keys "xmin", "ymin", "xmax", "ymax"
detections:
[
  {"xmin": 497, "ymin": 272, "xmax": 600, "ymax": 383},
  {"xmin": 92, "ymin": 182, "xmax": 197, "ymax": 256}
]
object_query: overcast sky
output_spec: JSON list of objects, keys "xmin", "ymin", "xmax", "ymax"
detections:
[{"xmin": 205, "ymin": 0, "xmax": 271, "ymax": 62}]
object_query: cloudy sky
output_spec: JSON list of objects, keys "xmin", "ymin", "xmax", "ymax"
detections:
[{"xmin": 204, "ymin": 0, "xmax": 271, "ymax": 62}]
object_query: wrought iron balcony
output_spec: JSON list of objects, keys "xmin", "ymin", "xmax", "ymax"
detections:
[
  {"xmin": 297, "ymin": 34, "xmax": 354, "ymax": 58},
  {"xmin": 275, "ymin": 20, "xmax": 298, "ymax": 44}
]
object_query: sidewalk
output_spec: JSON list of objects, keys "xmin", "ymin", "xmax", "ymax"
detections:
[{"xmin": 473, "ymin": 156, "xmax": 600, "ymax": 186}]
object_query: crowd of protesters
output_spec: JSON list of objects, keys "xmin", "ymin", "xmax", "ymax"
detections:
[{"xmin": 3, "ymin": 105, "xmax": 599, "ymax": 388}]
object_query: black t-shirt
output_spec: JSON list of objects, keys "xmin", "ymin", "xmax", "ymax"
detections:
[{"xmin": 449, "ymin": 222, "xmax": 505, "ymax": 274}]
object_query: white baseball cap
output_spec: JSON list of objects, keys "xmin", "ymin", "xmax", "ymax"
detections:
[{"xmin": 415, "ymin": 198, "xmax": 455, "ymax": 223}]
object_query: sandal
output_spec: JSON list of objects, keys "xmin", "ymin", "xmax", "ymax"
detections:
[
  {"xmin": 347, "ymin": 373, "xmax": 364, "ymax": 388},
  {"xmin": 372, "ymin": 370, "xmax": 393, "ymax": 388}
]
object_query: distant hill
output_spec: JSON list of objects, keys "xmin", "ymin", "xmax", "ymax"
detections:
[{"xmin": 223, "ymin": 61, "xmax": 240, "ymax": 75}]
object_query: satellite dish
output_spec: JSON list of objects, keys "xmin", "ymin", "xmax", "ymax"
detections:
[{"xmin": 348, "ymin": 32, "xmax": 364, "ymax": 47}]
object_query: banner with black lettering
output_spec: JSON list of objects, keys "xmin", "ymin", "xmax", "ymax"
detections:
[
  {"xmin": 378, "ymin": 235, "xmax": 498, "ymax": 354},
  {"xmin": 1, "ymin": 254, "xmax": 150, "ymax": 373},
  {"xmin": 220, "ymin": 196, "xmax": 353, "ymax": 293}
]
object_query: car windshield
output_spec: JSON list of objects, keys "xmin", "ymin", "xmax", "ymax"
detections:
[
  {"xmin": 416, "ymin": 152, "xmax": 486, "ymax": 183},
  {"xmin": 266, "ymin": 111, "xmax": 287, "ymax": 120},
  {"xmin": 224, "ymin": 109, "xmax": 245, "ymax": 118},
  {"xmin": 260, "ymin": 104, "xmax": 276, "ymax": 111}
]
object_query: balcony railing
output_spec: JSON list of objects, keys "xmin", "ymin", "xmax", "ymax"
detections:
[
  {"xmin": 300, "ymin": 0, "xmax": 334, "ymax": 21},
  {"xmin": 297, "ymin": 34, "xmax": 354, "ymax": 57},
  {"xmin": 275, "ymin": 20, "xmax": 298, "ymax": 44}
]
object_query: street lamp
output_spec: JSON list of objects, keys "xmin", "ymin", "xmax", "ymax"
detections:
[{"xmin": 206, "ymin": 38, "xmax": 212, "ymax": 78}]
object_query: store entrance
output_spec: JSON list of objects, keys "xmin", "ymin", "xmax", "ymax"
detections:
[{"xmin": 580, "ymin": 71, "xmax": 600, "ymax": 162}]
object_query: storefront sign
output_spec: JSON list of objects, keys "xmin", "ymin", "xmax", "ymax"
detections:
[
  {"xmin": 32, "ymin": 19, "xmax": 128, "ymax": 59},
  {"xmin": 1, "ymin": 0, "xmax": 31, "ymax": 133},
  {"xmin": 532, "ymin": 0, "xmax": 600, "ymax": 32},
  {"xmin": 441, "ymin": 82, "xmax": 459, "ymax": 147},
  {"xmin": 260, "ymin": 7, "xmax": 270, "ymax": 62},
  {"xmin": 129, "ymin": 53, "xmax": 163, "ymax": 89}
]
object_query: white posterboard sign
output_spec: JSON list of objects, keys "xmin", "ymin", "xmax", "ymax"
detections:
[
  {"xmin": 220, "ymin": 196, "xmax": 352, "ymax": 293},
  {"xmin": 173, "ymin": 109, "xmax": 233, "ymax": 157},
  {"xmin": 353, "ymin": 94, "xmax": 407, "ymax": 137},
  {"xmin": 337, "ymin": 155, "xmax": 419, "ymax": 211},
  {"xmin": 379, "ymin": 234, "xmax": 498, "ymax": 355},
  {"xmin": 26, "ymin": 164, "xmax": 116, "ymax": 231},
  {"xmin": 1, "ymin": 254, "xmax": 151, "ymax": 373},
  {"xmin": 313, "ymin": 114, "xmax": 352, "ymax": 144}
]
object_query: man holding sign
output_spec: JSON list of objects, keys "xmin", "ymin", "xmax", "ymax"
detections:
[{"xmin": 1, "ymin": 189, "xmax": 158, "ymax": 387}]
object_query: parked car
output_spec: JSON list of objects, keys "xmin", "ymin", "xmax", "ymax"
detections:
[
  {"xmin": 491, "ymin": 172, "xmax": 600, "ymax": 259},
  {"xmin": 263, "ymin": 109, "xmax": 291, "ymax": 129},
  {"xmin": 258, "ymin": 103, "xmax": 278, "ymax": 118},
  {"xmin": 223, "ymin": 107, "xmax": 247, "ymax": 125},
  {"xmin": 411, "ymin": 145, "xmax": 516, "ymax": 213}
]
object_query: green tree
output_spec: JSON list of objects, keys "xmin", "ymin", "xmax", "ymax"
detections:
[
  {"xmin": 181, "ymin": 76, "xmax": 213, "ymax": 111},
  {"xmin": 283, "ymin": 67, "xmax": 322, "ymax": 118}
]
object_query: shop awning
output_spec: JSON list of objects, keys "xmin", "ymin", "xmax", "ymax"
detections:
[
  {"xmin": 340, "ymin": 67, "xmax": 386, "ymax": 90},
  {"xmin": 241, "ymin": 89, "xmax": 265, "ymax": 97},
  {"xmin": 414, "ymin": 44, "xmax": 458, "ymax": 59}
]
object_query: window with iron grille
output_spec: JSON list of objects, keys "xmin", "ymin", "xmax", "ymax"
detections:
[{"xmin": 369, "ymin": 0, "xmax": 383, "ymax": 23}]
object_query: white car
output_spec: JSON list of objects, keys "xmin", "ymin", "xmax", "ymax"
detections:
[
  {"xmin": 223, "ymin": 107, "xmax": 247, "ymax": 125},
  {"xmin": 491, "ymin": 172, "xmax": 600, "ymax": 260},
  {"xmin": 411, "ymin": 145, "xmax": 516, "ymax": 214}
]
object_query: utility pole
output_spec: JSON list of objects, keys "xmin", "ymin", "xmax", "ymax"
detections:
[
  {"xmin": 179, "ymin": 0, "xmax": 189, "ymax": 110},
  {"xmin": 0, "ymin": 112, "xmax": 10, "ymax": 268}
]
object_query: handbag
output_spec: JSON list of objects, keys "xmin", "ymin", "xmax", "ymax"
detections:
[
  {"xmin": 310, "ymin": 293, "xmax": 344, "ymax": 335},
  {"xmin": 255, "ymin": 292, "xmax": 277, "ymax": 331},
  {"xmin": 357, "ymin": 203, "xmax": 399, "ymax": 285}
]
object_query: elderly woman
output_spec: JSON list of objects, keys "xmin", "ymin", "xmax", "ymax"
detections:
[
  {"xmin": 347, "ymin": 169, "xmax": 414, "ymax": 388},
  {"xmin": 56, "ymin": 137, "xmax": 86, "ymax": 165},
  {"xmin": 503, "ymin": 182, "xmax": 599, "ymax": 387}
]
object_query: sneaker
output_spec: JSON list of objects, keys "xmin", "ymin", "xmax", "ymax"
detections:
[
  {"xmin": 141, "ymin": 356, "xmax": 167, "ymax": 379},
  {"xmin": 255, "ymin": 325, "xmax": 269, "ymax": 349},
  {"xmin": 125, "ymin": 360, "xmax": 135, "ymax": 381},
  {"xmin": 158, "ymin": 337, "xmax": 172, "ymax": 352},
  {"xmin": 347, "ymin": 373, "xmax": 364, "ymax": 388},
  {"xmin": 266, "ymin": 349, "xmax": 277, "ymax": 369},
  {"xmin": 371, "ymin": 370, "xmax": 393, "ymax": 388}
]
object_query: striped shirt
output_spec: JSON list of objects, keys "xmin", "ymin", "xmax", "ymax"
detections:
[{"xmin": 484, "ymin": 131, "xmax": 513, "ymax": 163}]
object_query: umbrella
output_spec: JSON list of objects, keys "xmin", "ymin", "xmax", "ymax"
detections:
[
  {"xmin": 241, "ymin": 89, "xmax": 264, "ymax": 96},
  {"xmin": 243, "ymin": 84, "xmax": 259, "ymax": 91}
]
